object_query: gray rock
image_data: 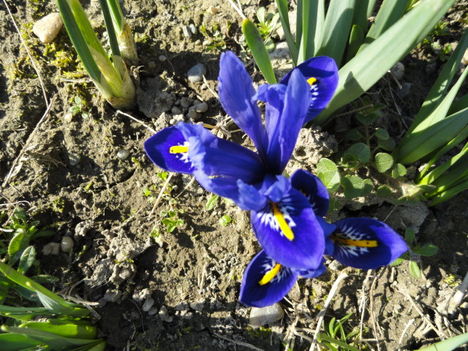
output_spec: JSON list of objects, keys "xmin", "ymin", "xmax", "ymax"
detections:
[
  {"xmin": 194, "ymin": 102, "xmax": 208, "ymax": 113},
  {"xmin": 42, "ymin": 242, "xmax": 60, "ymax": 255},
  {"xmin": 186, "ymin": 108, "xmax": 199, "ymax": 121},
  {"xmin": 33, "ymin": 13, "xmax": 63, "ymax": 43},
  {"xmin": 60, "ymin": 236, "xmax": 74, "ymax": 253},
  {"xmin": 249, "ymin": 303, "xmax": 284, "ymax": 327},
  {"xmin": 68, "ymin": 152, "xmax": 80, "ymax": 166},
  {"xmin": 159, "ymin": 306, "xmax": 173, "ymax": 323},
  {"xmin": 142, "ymin": 297, "xmax": 155, "ymax": 312},
  {"xmin": 187, "ymin": 63, "xmax": 206, "ymax": 83},
  {"xmin": 390, "ymin": 62, "xmax": 405, "ymax": 80},
  {"xmin": 117, "ymin": 149, "xmax": 129, "ymax": 160}
]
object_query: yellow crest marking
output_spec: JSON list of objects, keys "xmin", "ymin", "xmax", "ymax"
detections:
[
  {"xmin": 169, "ymin": 145, "xmax": 188, "ymax": 154},
  {"xmin": 272, "ymin": 203, "xmax": 295, "ymax": 241},
  {"xmin": 307, "ymin": 77, "xmax": 318, "ymax": 86},
  {"xmin": 332, "ymin": 235, "xmax": 378, "ymax": 247},
  {"xmin": 258, "ymin": 263, "xmax": 282, "ymax": 285}
]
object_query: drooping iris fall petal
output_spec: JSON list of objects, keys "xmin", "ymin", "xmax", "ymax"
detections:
[
  {"xmin": 291, "ymin": 169, "xmax": 330, "ymax": 217},
  {"xmin": 328, "ymin": 218, "xmax": 408, "ymax": 269}
]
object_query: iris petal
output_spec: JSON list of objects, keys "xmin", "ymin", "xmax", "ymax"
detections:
[
  {"xmin": 291, "ymin": 169, "xmax": 330, "ymax": 216},
  {"xmin": 296, "ymin": 261, "xmax": 327, "ymax": 278},
  {"xmin": 329, "ymin": 218, "xmax": 408, "ymax": 269},
  {"xmin": 281, "ymin": 56, "xmax": 338, "ymax": 122},
  {"xmin": 177, "ymin": 123, "xmax": 264, "ymax": 184},
  {"xmin": 251, "ymin": 188, "xmax": 325, "ymax": 269},
  {"xmin": 144, "ymin": 126, "xmax": 194, "ymax": 174},
  {"xmin": 239, "ymin": 250, "xmax": 298, "ymax": 307},
  {"xmin": 218, "ymin": 51, "xmax": 268, "ymax": 157},
  {"xmin": 265, "ymin": 70, "xmax": 310, "ymax": 173}
]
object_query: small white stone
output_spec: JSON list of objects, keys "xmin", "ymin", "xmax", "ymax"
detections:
[
  {"xmin": 187, "ymin": 63, "xmax": 206, "ymax": 83},
  {"xmin": 117, "ymin": 149, "xmax": 130, "ymax": 160},
  {"xmin": 390, "ymin": 62, "xmax": 405, "ymax": 80},
  {"xmin": 60, "ymin": 236, "xmax": 74, "ymax": 253},
  {"xmin": 182, "ymin": 25, "xmax": 192, "ymax": 38},
  {"xmin": 142, "ymin": 297, "xmax": 155, "ymax": 312},
  {"xmin": 189, "ymin": 24, "xmax": 197, "ymax": 35},
  {"xmin": 33, "ymin": 13, "xmax": 63, "ymax": 44},
  {"xmin": 249, "ymin": 303, "xmax": 284, "ymax": 327},
  {"xmin": 68, "ymin": 153, "xmax": 80, "ymax": 166},
  {"xmin": 42, "ymin": 242, "xmax": 60, "ymax": 255}
]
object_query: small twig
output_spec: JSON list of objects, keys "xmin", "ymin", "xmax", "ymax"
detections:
[
  {"xmin": 227, "ymin": 0, "xmax": 246, "ymax": 19},
  {"xmin": 2, "ymin": 95, "xmax": 56, "ymax": 188},
  {"xmin": 2, "ymin": 0, "xmax": 49, "ymax": 107},
  {"xmin": 149, "ymin": 173, "xmax": 173, "ymax": 217},
  {"xmin": 397, "ymin": 318, "xmax": 415, "ymax": 350},
  {"xmin": 309, "ymin": 271, "xmax": 349, "ymax": 351},
  {"xmin": 203, "ymin": 75, "xmax": 219, "ymax": 99},
  {"xmin": 399, "ymin": 288, "xmax": 448, "ymax": 339},
  {"xmin": 116, "ymin": 110, "xmax": 156, "ymax": 133},
  {"xmin": 213, "ymin": 333, "xmax": 264, "ymax": 351}
]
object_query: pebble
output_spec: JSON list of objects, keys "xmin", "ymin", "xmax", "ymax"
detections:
[
  {"xmin": 158, "ymin": 55, "xmax": 167, "ymax": 62},
  {"xmin": 390, "ymin": 62, "xmax": 405, "ymax": 80},
  {"xmin": 158, "ymin": 306, "xmax": 173, "ymax": 323},
  {"xmin": 182, "ymin": 25, "xmax": 192, "ymax": 38},
  {"xmin": 142, "ymin": 297, "xmax": 155, "ymax": 312},
  {"xmin": 269, "ymin": 41, "xmax": 290, "ymax": 60},
  {"xmin": 187, "ymin": 63, "xmax": 206, "ymax": 83},
  {"xmin": 60, "ymin": 236, "xmax": 74, "ymax": 253},
  {"xmin": 189, "ymin": 301, "xmax": 204, "ymax": 312},
  {"xmin": 42, "ymin": 242, "xmax": 60, "ymax": 255},
  {"xmin": 33, "ymin": 13, "xmax": 63, "ymax": 43},
  {"xmin": 171, "ymin": 106, "xmax": 182, "ymax": 114},
  {"xmin": 68, "ymin": 152, "xmax": 80, "ymax": 166},
  {"xmin": 148, "ymin": 307, "xmax": 158, "ymax": 316},
  {"xmin": 194, "ymin": 102, "xmax": 208, "ymax": 113},
  {"xmin": 189, "ymin": 24, "xmax": 197, "ymax": 35},
  {"xmin": 117, "ymin": 149, "xmax": 130, "ymax": 160},
  {"xmin": 74, "ymin": 221, "xmax": 92, "ymax": 237},
  {"xmin": 186, "ymin": 108, "xmax": 199, "ymax": 121},
  {"xmin": 249, "ymin": 303, "xmax": 284, "ymax": 327}
]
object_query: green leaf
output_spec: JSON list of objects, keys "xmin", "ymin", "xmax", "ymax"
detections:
[
  {"xmin": 344, "ymin": 142, "xmax": 371, "ymax": 163},
  {"xmin": 390, "ymin": 257, "xmax": 404, "ymax": 266},
  {"xmin": 391, "ymin": 163, "xmax": 407, "ymax": 178},
  {"xmin": 356, "ymin": 110, "xmax": 382, "ymax": 125},
  {"xmin": 374, "ymin": 152, "xmax": 394, "ymax": 173},
  {"xmin": 316, "ymin": 0, "xmax": 457, "ymax": 124},
  {"xmin": 316, "ymin": 0, "xmax": 355, "ymax": 66},
  {"xmin": 19, "ymin": 320, "xmax": 97, "ymax": 339},
  {"xmin": 404, "ymin": 227, "xmax": 415, "ymax": 244},
  {"xmin": 374, "ymin": 128, "xmax": 390, "ymax": 141},
  {"xmin": 205, "ymin": 194, "xmax": 219, "ymax": 211},
  {"xmin": 0, "ymin": 333, "xmax": 42, "ymax": 350},
  {"xmin": 0, "ymin": 305, "xmax": 53, "ymax": 321},
  {"xmin": 359, "ymin": 0, "xmax": 409, "ymax": 51},
  {"xmin": 297, "ymin": 0, "xmax": 324, "ymax": 62},
  {"xmin": 378, "ymin": 137, "xmax": 396, "ymax": 152},
  {"xmin": 275, "ymin": 0, "xmax": 298, "ymax": 63},
  {"xmin": 413, "ymin": 244, "xmax": 439, "ymax": 257},
  {"xmin": 416, "ymin": 332, "xmax": 468, "ymax": 351},
  {"xmin": 219, "ymin": 215, "xmax": 232, "ymax": 227},
  {"xmin": 316, "ymin": 158, "xmax": 341, "ymax": 192},
  {"xmin": 242, "ymin": 19, "xmax": 277, "ymax": 84},
  {"xmin": 376, "ymin": 184, "xmax": 393, "ymax": 198},
  {"xmin": 17, "ymin": 246, "xmax": 36, "ymax": 274},
  {"xmin": 342, "ymin": 175, "xmax": 373, "ymax": 199},
  {"xmin": 345, "ymin": 0, "xmax": 370, "ymax": 61},
  {"xmin": 345, "ymin": 128, "xmax": 364, "ymax": 141},
  {"xmin": 409, "ymin": 260, "xmax": 422, "ymax": 279},
  {"xmin": 409, "ymin": 31, "xmax": 468, "ymax": 132},
  {"xmin": 8, "ymin": 232, "xmax": 27, "ymax": 259}
]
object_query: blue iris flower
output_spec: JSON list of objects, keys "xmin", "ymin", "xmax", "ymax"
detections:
[
  {"xmin": 144, "ymin": 51, "xmax": 338, "ymax": 271},
  {"xmin": 239, "ymin": 170, "xmax": 408, "ymax": 307}
]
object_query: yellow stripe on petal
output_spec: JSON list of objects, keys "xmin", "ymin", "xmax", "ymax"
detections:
[
  {"xmin": 272, "ymin": 203, "xmax": 294, "ymax": 241},
  {"xmin": 307, "ymin": 77, "xmax": 318, "ymax": 86},
  {"xmin": 332, "ymin": 235, "xmax": 378, "ymax": 247},
  {"xmin": 258, "ymin": 263, "xmax": 282, "ymax": 286},
  {"xmin": 169, "ymin": 145, "xmax": 188, "ymax": 154}
]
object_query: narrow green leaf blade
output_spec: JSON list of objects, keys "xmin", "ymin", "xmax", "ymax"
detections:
[
  {"xmin": 0, "ymin": 333, "xmax": 42, "ymax": 350},
  {"xmin": 316, "ymin": 0, "xmax": 355, "ymax": 66},
  {"xmin": 316, "ymin": 0, "xmax": 457, "ymax": 124},
  {"xmin": 346, "ymin": 0, "xmax": 370, "ymax": 62},
  {"xmin": 416, "ymin": 332, "xmax": 468, "ymax": 351},
  {"xmin": 275, "ymin": 0, "xmax": 298, "ymax": 64},
  {"xmin": 242, "ymin": 19, "xmax": 277, "ymax": 84}
]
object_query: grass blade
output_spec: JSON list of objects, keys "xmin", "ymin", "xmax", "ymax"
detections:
[
  {"xmin": 359, "ymin": 0, "xmax": 410, "ymax": 52},
  {"xmin": 275, "ymin": 0, "xmax": 298, "ymax": 64},
  {"xmin": 315, "ymin": 0, "xmax": 457, "ymax": 124},
  {"xmin": 429, "ymin": 178, "xmax": 468, "ymax": 206},
  {"xmin": 409, "ymin": 30, "xmax": 468, "ymax": 131},
  {"xmin": 242, "ymin": 19, "xmax": 277, "ymax": 84},
  {"xmin": 298, "ymin": 0, "xmax": 321, "ymax": 63},
  {"xmin": 346, "ymin": 0, "xmax": 370, "ymax": 62},
  {"xmin": 316, "ymin": 0, "xmax": 355, "ymax": 66}
]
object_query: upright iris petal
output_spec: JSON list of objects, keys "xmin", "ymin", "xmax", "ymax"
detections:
[
  {"xmin": 251, "ymin": 181, "xmax": 325, "ymax": 270},
  {"xmin": 281, "ymin": 56, "xmax": 338, "ymax": 122},
  {"xmin": 328, "ymin": 218, "xmax": 408, "ymax": 269},
  {"xmin": 144, "ymin": 126, "xmax": 194, "ymax": 174},
  {"xmin": 239, "ymin": 250, "xmax": 298, "ymax": 307},
  {"xmin": 263, "ymin": 69, "xmax": 311, "ymax": 173},
  {"xmin": 218, "ymin": 51, "xmax": 268, "ymax": 158},
  {"xmin": 291, "ymin": 169, "xmax": 329, "ymax": 217}
]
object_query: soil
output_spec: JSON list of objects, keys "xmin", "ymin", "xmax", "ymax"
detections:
[{"xmin": 0, "ymin": 0, "xmax": 467, "ymax": 350}]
